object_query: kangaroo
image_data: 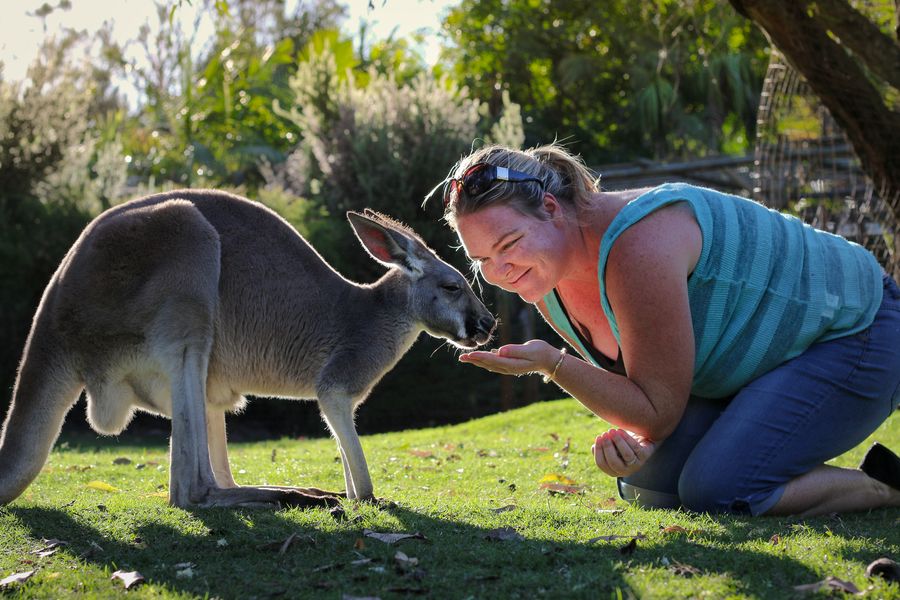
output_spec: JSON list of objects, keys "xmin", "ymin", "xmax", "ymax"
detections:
[{"xmin": 0, "ymin": 189, "xmax": 495, "ymax": 509}]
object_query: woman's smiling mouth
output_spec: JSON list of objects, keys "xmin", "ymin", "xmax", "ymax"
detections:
[{"xmin": 508, "ymin": 268, "xmax": 531, "ymax": 286}]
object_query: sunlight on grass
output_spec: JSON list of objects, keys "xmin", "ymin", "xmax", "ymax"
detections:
[{"xmin": 1, "ymin": 399, "xmax": 898, "ymax": 599}]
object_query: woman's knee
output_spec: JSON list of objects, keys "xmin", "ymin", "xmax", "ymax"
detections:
[{"xmin": 677, "ymin": 458, "xmax": 755, "ymax": 514}]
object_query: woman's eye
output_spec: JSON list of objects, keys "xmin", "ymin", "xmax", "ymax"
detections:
[{"xmin": 501, "ymin": 237, "xmax": 520, "ymax": 252}]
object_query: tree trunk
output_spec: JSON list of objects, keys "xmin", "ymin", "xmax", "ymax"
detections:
[{"xmin": 728, "ymin": 0, "xmax": 900, "ymax": 224}]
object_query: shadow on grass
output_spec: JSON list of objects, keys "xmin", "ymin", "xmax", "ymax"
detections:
[{"xmin": 8, "ymin": 499, "xmax": 887, "ymax": 599}]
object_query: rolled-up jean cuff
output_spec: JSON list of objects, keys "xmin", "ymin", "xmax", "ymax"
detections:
[
  {"xmin": 747, "ymin": 483, "xmax": 787, "ymax": 516},
  {"xmin": 617, "ymin": 478, "xmax": 680, "ymax": 510}
]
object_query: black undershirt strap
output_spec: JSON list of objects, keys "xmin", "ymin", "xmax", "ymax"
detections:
[{"xmin": 552, "ymin": 289, "xmax": 626, "ymax": 377}]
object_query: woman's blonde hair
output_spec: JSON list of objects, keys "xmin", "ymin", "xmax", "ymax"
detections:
[{"xmin": 439, "ymin": 143, "xmax": 601, "ymax": 228}]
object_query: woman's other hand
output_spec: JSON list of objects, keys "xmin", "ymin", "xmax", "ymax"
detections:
[
  {"xmin": 459, "ymin": 340, "xmax": 559, "ymax": 378},
  {"xmin": 592, "ymin": 428, "xmax": 656, "ymax": 477}
]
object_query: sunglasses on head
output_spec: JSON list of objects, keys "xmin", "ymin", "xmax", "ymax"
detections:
[{"xmin": 443, "ymin": 162, "xmax": 544, "ymax": 208}]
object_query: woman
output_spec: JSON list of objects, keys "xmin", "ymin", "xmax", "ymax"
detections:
[{"xmin": 429, "ymin": 142, "xmax": 900, "ymax": 516}]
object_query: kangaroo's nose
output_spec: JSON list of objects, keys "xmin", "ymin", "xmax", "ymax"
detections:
[{"xmin": 476, "ymin": 315, "xmax": 496, "ymax": 336}]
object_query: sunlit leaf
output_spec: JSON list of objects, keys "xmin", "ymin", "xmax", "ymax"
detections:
[
  {"xmin": 538, "ymin": 473, "xmax": 577, "ymax": 485},
  {"xmin": 86, "ymin": 480, "xmax": 119, "ymax": 493},
  {"xmin": 0, "ymin": 571, "xmax": 35, "ymax": 588},
  {"xmin": 111, "ymin": 570, "xmax": 144, "ymax": 589}
]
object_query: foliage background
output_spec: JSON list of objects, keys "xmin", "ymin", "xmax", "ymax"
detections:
[{"xmin": 0, "ymin": 0, "xmax": 778, "ymax": 437}]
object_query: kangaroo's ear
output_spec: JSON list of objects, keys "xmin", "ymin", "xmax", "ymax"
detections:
[{"xmin": 346, "ymin": 211, "xmax": 427, "ymax": 275}]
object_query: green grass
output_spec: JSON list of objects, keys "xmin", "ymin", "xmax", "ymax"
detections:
[{"xmin": 1, "ymin": 398, "xmax": 898, "ymax": 599}]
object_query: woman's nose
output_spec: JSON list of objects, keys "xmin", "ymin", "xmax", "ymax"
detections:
[{"xmin": 481, "ymin": 261, "xmax": 511, "ymax": 285}]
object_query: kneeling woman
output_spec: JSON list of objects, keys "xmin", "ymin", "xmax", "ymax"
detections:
[{"xmin": 430, "ymin": 142, "xmax": 900, "ymax": 516}]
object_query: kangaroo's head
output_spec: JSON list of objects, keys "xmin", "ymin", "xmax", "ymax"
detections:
[{"xmin": 347, "ymin": 210, "xmax": 496, "ymax": 349}]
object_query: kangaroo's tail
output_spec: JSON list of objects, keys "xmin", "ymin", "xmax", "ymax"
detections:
[{"xmin": 0, "ymin": 291, "xmax": 82, "ymax": 504}]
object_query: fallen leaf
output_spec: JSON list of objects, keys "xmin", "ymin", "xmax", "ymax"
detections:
[
  {"xmin": 866, "ymin": 558, "xmax": 900, "ymax": 583},
  {"xmin": 619, "ymin": 538, "xmax": 638, "ymax": 555},
  {"xmin": 588, "ymin": 533, "xmax": 647, "ymax": 544},
  {"xmin": 793, "ymin": 576, "xmax": 862, "ymax": 595},
  {"xmin": 669, "ymin": 560, "xmax": 701, "ymax": 577},
  {"xmin": 408, "ymin": 450, "xmax": 434, "ymax": 458},
  {"xmin": 279, "ymin": 533, "xmax": 315, "ymax": 554},
  {"xmin": 484, "ymin": 527, "xmax": 524, "ymax": 542},
  {"xmin": 354, "ymin": 538, "xmax": 366, "ymax": 550},
  {"xmin": 33, "ymin": 539, "xmax": 69, "ymax": 557},
  {"xmin": 86, "ymin": 480, "xmax": 119, "ymax": 493},
  {"xmin": 175, "ymin": 567, "xmax": 193, "ymax": 579},
  {"xmin": 662, "ymin": 525, "xmax": 689, "ymax": 534},
  {"xmin": 217, "ymin": 538, "xmax": 228, "ymax": 547},
  {"xmin": 549, "ymin": 433, "xmax": 560, "ymax": 441},
  {"xmin": 539, "ymin": 482, "xmax": 584, "ymax": 495},
  {"xmin": 538, "ymin": 473, "xmax": 577, "ymax": 486},
  {"xmin": 0, "ymin": 571, "xmax": 35, "ymax": 588},
  {"xmin": 111, "ymin": 570, "xmax": 145, "ymax": 589},
  {"xmin": 78, "ymin": 541, "xmax": 104, "ymax": 559},
  {"xmin": 394, "ymin": 550, "xmax": 419, "ymax": 570},
  {"xmin": 489, "ymin": 504, "xmax": 517, "ymax": 514},
  {"xmin": 363, "ymin": 530, "xmax": 428, "ymax": 545},
  {"xmin": 561, "ymin": 438, "xmax": 571, "ymax": 453},
  {"xmin": 112, "ymin": 457, "xmax": 132, "ymax": 465},
  {"xmin": 770, "ymin": 534, "xmax": 781, "ymax": 545}
]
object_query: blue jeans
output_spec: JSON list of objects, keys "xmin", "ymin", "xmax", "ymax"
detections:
[{"xmin": 618, "ymin": 273, "xmax": 900, "ymax": 515}]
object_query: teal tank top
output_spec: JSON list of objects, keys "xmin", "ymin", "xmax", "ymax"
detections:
[{"xmin": 543, "ymin": 182, "xmax": 884, "ymax": 398}]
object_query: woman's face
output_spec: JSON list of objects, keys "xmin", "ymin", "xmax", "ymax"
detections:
[{"xmin": 455, "ymin": 199, "xmax": 567, "ymax": 304}]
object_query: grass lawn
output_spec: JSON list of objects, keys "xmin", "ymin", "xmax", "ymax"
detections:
[{"xmin": 1, "ymin": 398, "xmax": 898, "ymax": 599}]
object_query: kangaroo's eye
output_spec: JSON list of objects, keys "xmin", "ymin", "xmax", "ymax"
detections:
[{"xmin": 441, "ymin": 283, "xmax": 461, "ymax": 293}]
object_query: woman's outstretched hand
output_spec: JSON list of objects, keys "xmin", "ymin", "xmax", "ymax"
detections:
[
  {"xmin": 459, "ymin": 340, "xmax": 559, "ymax": 378},
  {"xmin": 592, "ymin": 428, "xmax": 656, "ymax": 477}
]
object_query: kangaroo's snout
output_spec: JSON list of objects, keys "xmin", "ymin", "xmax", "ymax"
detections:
[{"xmin": 461, "ymin": 310, "xmax": 496, "ymax": 348}]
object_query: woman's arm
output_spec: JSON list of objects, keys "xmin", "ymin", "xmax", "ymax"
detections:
[{"xmin": 460, "ymin": 203, "xmax": 701, "ymax": 441}]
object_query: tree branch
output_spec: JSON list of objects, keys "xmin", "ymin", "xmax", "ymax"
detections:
[{"xmin": 811, "ymin": 0, "xmax": 900, "ymax": 89}]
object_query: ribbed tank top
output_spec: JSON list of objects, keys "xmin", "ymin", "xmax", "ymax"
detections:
[{"xmin": 544, "ymin": 182, "xmax": 884, "ymax": 398}]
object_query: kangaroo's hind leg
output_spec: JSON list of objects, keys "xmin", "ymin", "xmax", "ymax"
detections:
[{"xmin": 146, "ymin": 203, "xmax": 334, "ymax": 509}]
